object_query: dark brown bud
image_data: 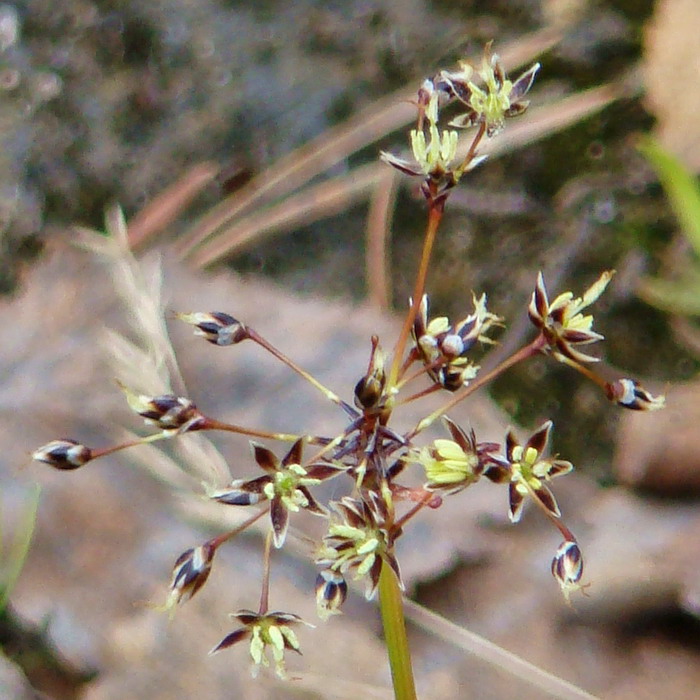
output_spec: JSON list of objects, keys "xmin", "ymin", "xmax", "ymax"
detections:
[
  {"xmin": 354, "ymin": 336, "xmax": 386, "ymax": 410},
  {"xmin": 32, "ymin": 439, "xmax": 92, "ymax": 470},
  {"xmin": 551, "ymin": 540, "xmax": 584, "ymax": 602},
  {"xmin": 164, "ymin": 541, "xmax": 215, "ymax": 612},
  {"xmin": 315, "ymin": 569, "xmax": 347, "ymax": 620},
  {"xmin": 120, "ymin": 383, "xmax": 203, "ymax": 432},
  {"xmin": 176, "ymin": 312, "xmax": 248, "ymax": 346},
  {"xmin": 606, "ymin": 379, "xmax": 665, "ymax": 411}
]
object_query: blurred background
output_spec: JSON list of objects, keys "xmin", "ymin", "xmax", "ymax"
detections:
[{"xmin": 2, "ymin": 0, "xmax": 700, "ymax": 698}]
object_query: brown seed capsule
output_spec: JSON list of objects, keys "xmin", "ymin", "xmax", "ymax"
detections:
[
  {"xmin": 120, "ymin": 383, "xmax": 203, "ymax": 432},
  {"xmin": 551, "ymin": 540, "xmax": 584, "ymax": 602},
  {"xmin": 606, "ymin": 378, "xmax": 665, "ymax": 411},
  {"xmin": 315, "ymin": 569, "xmax": 348, "ymax": 620},
  {"xmin": 176, "ymin": 311, "xmax": 248, "ymax": 346},
  {"xmin": 164, "ymin": 542, "xmax": 215, "ymax": 612},
  {"xmin": 32, "ymin": 440, "xmax": 92, "ymax": 470},
  {"xmin": 354, "ymin": 336, "xmax": 386, "ymax": 411}
]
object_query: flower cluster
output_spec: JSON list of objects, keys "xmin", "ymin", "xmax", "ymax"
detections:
[
  {"xmin": 381, "ymin": 43, "xmax": 539, "ymax": 207},
  {"xmin": 30, "ymin": 44, "xmax": 668, "ymax": 686},
  {"xmin": 316, "ymin": 493, "xmax": 400, "ymax": 602},
  {"xmin": 412, "ymin": 293, "xmax": 501, "ymax": 391}
]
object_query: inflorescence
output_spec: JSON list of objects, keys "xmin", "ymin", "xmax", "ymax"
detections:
[{"xmin": 32, "ymin": 44, "xmax": 664, "ymax": 680}]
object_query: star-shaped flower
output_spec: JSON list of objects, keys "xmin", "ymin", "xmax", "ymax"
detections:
[
  {"xmin": 444, "ymin": 43, "xmax": 540, "ymax": 136},
  {"xmin": 381, "ymin": 92, "xmax": 459, "ymax": 179},
  {"xmin": 316, "ymin": 494, "xmax": 401, "ymax": 600},
  {"xmin": 504, "ymin": 421, "xmax": 573, "ymax": 523},
  {"xmin": 528, "ymin": 270, "xmax": 614, "ymax": 364},
  {"xmin": 209, "ymin": 438, "xmax": 345, "ymax": 548},
  {"xmin": 209, "ymin": 610, "xmax": 312, "ymax": 679},
  {"xmin": 418, "ymin": 416, "xmax": 508, "ymax": 494}
]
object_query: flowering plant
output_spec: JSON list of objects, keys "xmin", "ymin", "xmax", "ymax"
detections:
[{"xmin": 33, "ymin": 44, "xmax": 663, "ymax": 697}]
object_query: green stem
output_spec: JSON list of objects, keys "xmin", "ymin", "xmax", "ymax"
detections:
[{"xmin": 378, "ymin": 562, "xmax": 417, "ymax": 700}]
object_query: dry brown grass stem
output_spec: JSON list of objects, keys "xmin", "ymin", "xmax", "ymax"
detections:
[
  {"xmin": 183, "ymin": 79, "xmax": 626, "ymax": 285},
  {"xmin": 402, "ymin": 599, "xmax": 599, "ymax": 700},
  {"xmin": 176, "ymin": 27, "xmax": 562, "ymax": 259},
  {"xmin": 127, "ymin": 162, "xmax": 220, "ymax": 250},
  {"xmin": 189, "ymin": 161, "xmax": 384, "ymax": 268},
  {"xmin": 366, "ymin": 168, "xmax": 398, "ymax": 310}
]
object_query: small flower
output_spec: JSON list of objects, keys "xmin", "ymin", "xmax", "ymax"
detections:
[
  {"xmin": 504, "ymin": 421, "xmax": 573, "ymax": 523},
  {"xmin": 528, "ymin": 270, "xmax": 614, "ymax": 364},
  {"xmin": 551, "ymin": 540, "xmax": 585, "ymax": 603},
  {"xmin": 32, "ymin": 439, "xmax": 92, "ymax": 470},
  {"xmin": 209, "ymin": 610, "xmax": 312, "ymax": 679},
  {"xmin": 316, "ymin": 494, "xmax": 401, "ymax": 600},
  {"xmin": 418, "ymin": 416, "xmax": 508, "ymax": 494},
  {"xmin": 412, "ymin": 294, "xmax": 500, "ymax": 391},
  {"xmin": 381, "ymin": 91, "xmax": 487, "ymax": 206},
  {"xmin": 354, "ymin": 336, "xmax": 387, "ymax": 411},
  {"xmin": 176, "ymin": 311, "xmax": 248, "ymax": 346},
  {"xmin": 606, "ymin": 378, "xmax": 665, "ymax": 411},
  {"xmin": 209, "ymin": 439, "xmax": 344, "ymax": 548},
  {"xmin": 315, "ymin": 569, "xmax": 348, "ymax": 621},
  {"xmin": 445, "ymin": 44, "xmax": 540, "ymax": 136},
  {"xmin": 119, "ymin": 382, "xmax": 203, "ymax": 433},
  {"xmin": 381, "ymin": 92, "xmax": 459, "ymax": 179},
  {"xmin": 157, "ymin": 541, "xmax": 216, "ymax": 617}
]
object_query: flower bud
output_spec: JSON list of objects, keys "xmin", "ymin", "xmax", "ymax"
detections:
[
  {"xmin": 32, "ymin": 439, "xmax": 92, "ymax": 470},
  {"xmin": 551, "ymin": 540, "xmax": 584, "ymax": 602},
  {"xmin": 120, "ymin": 383, "xmax": 202, "ymax": 432},
  {"xmin": 315, "ymin": 569, "xmax": 347, "ymax": 620},
  {"xmin": 606, "ymin": 379, "xmax": 665, "ymax": 411},
  {"xmin": 162, "ymin": 542, "xmax": 215, "ymax": 615},
  {"xmin": 176, "ymin": 311, "xmax": 248, "ymax": 346},
  {"xmin": 354, "ymin": 336, "xmax": 386, "ymax": 411}
]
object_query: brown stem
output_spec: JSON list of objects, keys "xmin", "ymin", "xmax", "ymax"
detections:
[
  {"xmin": 258, "ymin": 528, "xmax": 274, "ymax": 615},
  {"xmin": 246, "ymin": 328, "xmax": 349, "ymax": 412},
  {"xmin": 408, "ymin": 334, "xmax": 546, "ymax": 439},
  {"xmin": 200, "ymin": 417, "xmax": 327, "ymax": 445},
  {"xmin": 521, "ymin": 480, "xmax": 576, "ymax": 542},
  {"xmin": 457, "ymin": 122, "xmax": 486, "ymax": 175},
  {"xmin": 556, "ymin": 354, "xmax": 609, "ymax": 391},
  {"xmin": 90, "ymin": 432, "xmax": 171, "ymax": 459},
  {"xmin": 207, "ymin": 508, "xmax": 268, "ymax": 551},
  {"xmin": 392, "ymin": 490, "xmax": 434, "ymax": 532},
  {"xmin": 388, "ymin": 206, "xmax": 443, "ymax": 389},
  {"xmin": 396, "ymin": 383, "xmax": 442, "ymax": 406}
]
